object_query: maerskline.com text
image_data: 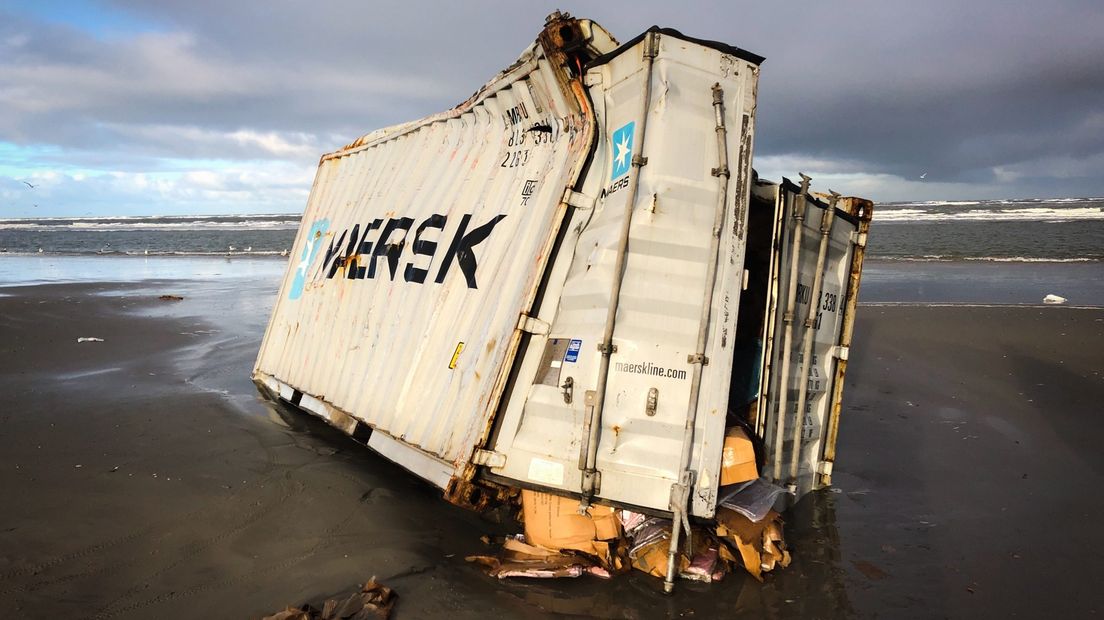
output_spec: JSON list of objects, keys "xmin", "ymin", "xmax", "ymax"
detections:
[{"xmin": 613, "ymin": 361, "xmax": 688, "ymax": 380}]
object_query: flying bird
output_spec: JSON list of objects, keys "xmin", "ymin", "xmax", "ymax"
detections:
[{"xmin": 919, "ymin": 172, "xmax": 928, "ymax": 180}]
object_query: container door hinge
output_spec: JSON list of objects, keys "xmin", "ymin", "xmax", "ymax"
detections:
[
  {"xmin": 632, "ymin": 154, "xmax": 648, "ymax": 167},
  {"xmin": 832, "ymin": 345, "xmax": 850, "ymax": 361},
  {"xmin": 597, "ymin": 343, "xmax": 618, "ymax": 355},
  {"xmin": 517, "ymin": 313, "xmax": 551, "ymax": 335},
  {"xmin": 584, "ymin": 73, "xmax": 603, "ymax": 87},
  {"xmin": 687, "ymin": 353, "xmax": 709, "ymax": 365},
  {"xmin": 850, "ymin": 231, "xmax": 868, "ymax": 247},
  {"xmin": 667, "ymin": 471, "xmax": 693, "ymax": 511},
  {"xmin": 817, "ymin": 460, "xmax": 834, "ymax": 476},
  {"xmin": 562, "ymin": 188, "xmax": 596, "ymax": 211},
  {"xmin": 472, "ymin": 449, "xmax": 507, "ymax": 469}
]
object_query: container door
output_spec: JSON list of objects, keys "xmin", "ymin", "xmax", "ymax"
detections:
[
  {"xmin": 757, "ymin": 182, "xmax": 868, "ymax": 497},
  {"xmin": 487, "ymin": 30, "xmax": 762, "ymax": 517}
]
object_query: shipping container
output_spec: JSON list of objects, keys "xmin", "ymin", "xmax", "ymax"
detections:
[{"xmin": 254, "ymin": 12, "xmax": 872, "ymax": 536}]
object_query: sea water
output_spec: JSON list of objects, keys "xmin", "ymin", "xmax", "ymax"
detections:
[{"xmin": 1, "ymin": 198, "xmax": 1102, "ymax": 305}]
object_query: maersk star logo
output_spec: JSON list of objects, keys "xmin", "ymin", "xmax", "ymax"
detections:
[
  {"xmin": 610, "ymin": 121, "xmax": 635, "ymax": 180},
  {"xmin": 288, "ymin": 218, "xmax": 330, "ymax": 300}
]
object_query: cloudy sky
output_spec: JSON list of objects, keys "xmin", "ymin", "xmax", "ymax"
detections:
[{"xmin": 1, "ymin": 0, "xmax": 1101, "ymax": 217}]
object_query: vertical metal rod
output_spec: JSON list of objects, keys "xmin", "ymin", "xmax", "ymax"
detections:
[
  {"xmin": 663, "ymin": 82, "xmax": 731, "ymax": 594},
  {"xmin": 579, "ymin": 31, "xmax": 659, "ymax": 505},
  {"xmin": 771, "ymin": 174, "xmax": 811, "ymax": 483},
  {"xmin": 788, "ymin": 191, "xmax": 839, "ymax": 483},
  {"xmin": 820, "ymin": 199, "xmax": 872, "ymax": 486}
]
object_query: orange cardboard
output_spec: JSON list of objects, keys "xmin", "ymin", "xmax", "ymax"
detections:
[
  {"xmin": 521, "ymin": 490, "xmax": 621, "ymax": 555},
  {"xmin": 720, "ymin": 426, "xmax": 758, "ymax": 486}
]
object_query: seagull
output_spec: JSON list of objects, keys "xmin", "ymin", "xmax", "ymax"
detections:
[
  {"xmin": 244, "ymin": 246, "xmax": 252, "ymax": 252},
  {"xmin": 280, "ymin": 248, "xmax": 288, "ymax": 257},
  {"xmin": 23, "ymin": 181, "xmax": 37, "ymax": 189},
  {"xmin": 919, "ymin": 172, "xmax": 928, "ymax": 180}
]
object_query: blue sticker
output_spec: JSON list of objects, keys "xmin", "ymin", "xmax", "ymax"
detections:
[
  {"xmin": 610, "ymin": 121, "xmax": 635, "ymax": 180},
  {"xmin": 288, "ymin": 219, "xmax": 330, "ymax": 300},
  {"xmin": 564, "ymin": 338, "xmax": 582, "ymax": 363}
]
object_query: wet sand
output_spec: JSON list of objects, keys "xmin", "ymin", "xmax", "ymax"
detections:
[{"xmin": 1, "ymin": 279, "xmax": 1102, "ymax": 618}]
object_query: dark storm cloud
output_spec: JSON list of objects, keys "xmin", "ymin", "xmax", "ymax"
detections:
[{"xmin": 2, "ymin": 0, "xmax": 1102, "ymax": 200}]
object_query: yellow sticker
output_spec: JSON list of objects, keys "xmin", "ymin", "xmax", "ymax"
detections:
[{"xmin": 449, "ymin": 342, "xmax": 465, "ymax": 369}]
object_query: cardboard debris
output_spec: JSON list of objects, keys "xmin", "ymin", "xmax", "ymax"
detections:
[
  {"xmin": 466, "ymin": 536, "xmax": 611, "ymax": 579},
  {"xmin": 629, "ymin": 537, "xmax": 676, "ymax": 578},
  {"xmin": 720, "ymin": 426, "xmax": 758, "ymax": 485},
  {"xmin": 520, "ymin": 489, "xmax": 620, "ymax": 556},
  {"xmin": 715, "ymin": 507, "xmax": 791, "ymax": 581},
  {"xmin": 263, "ymin": 577, "xmax": 396, "ymax": 620},
  {"xmin": 473, "ymin": 489, "xmax": 792, "ymax": 585}
]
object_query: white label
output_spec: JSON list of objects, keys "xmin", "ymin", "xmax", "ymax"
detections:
[{"xmin": 527, "ymin": 457, "xmax": 565, "ymax": 486}]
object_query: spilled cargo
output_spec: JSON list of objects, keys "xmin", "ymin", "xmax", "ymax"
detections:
[{"xmin": 253, "ymin": 12, "xmax": 873, "ymax": 590}]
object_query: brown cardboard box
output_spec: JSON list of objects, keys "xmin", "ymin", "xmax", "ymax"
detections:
[
  {"xmin": 629, "ymin": 538, "xmax": 674, "ymax": 578},
  {"xmin": 521, "ymin": 490, "xmax": 621, "ymax": 554},
  {"xmin": 720, "ymin": 426, "xmax": 758, "ymax": 486},
  {"xmin": 715, "ymin": 507, "xmax": 789, "ymax": 581}
]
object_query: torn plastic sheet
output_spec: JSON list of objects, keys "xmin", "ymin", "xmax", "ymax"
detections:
[{"xmin": 718, "ymin": 477, "xmax": 792, "ymax": 523}]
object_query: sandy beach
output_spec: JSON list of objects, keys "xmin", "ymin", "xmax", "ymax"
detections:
[{"xmin": 1, "ymin": 261, "xmax": 1102, "ymax": 618}]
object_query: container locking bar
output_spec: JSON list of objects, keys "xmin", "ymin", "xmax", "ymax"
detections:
[
  {"xmin": 664, "ymin": 82, "xmax": 730, "ymax": 594},
  {"xmin": 578, "ymin": 30, "xmax": 659, "ymax": 509},
  {"xmin": 771, "ymin": 173, "xmax": 812, "ymax": 485}
]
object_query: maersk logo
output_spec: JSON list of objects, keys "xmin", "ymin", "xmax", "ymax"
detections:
[
  {"xmin": 288, "ymin": 218, "xmax": 329, "ymax": 300},
  {"xmin": 610, "ymin": 121, "xmax": 634, "ymax": 180},
  {"xmin": 318, "ymin": 212, "xmax": 507, "ymax": 290}
]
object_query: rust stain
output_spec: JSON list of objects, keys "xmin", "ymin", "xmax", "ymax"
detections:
[{"xmin": 443, "ymin": 473, "xmax": 517, "ymax": 513}]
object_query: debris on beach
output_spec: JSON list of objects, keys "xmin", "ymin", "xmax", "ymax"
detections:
[
  {"xmin": 469, "ymin": 478, "xmax": 792, "ymax": 584},
  {"xmin": 158, "ymin": 294, "xmax": 184, "ymax": 301},
  {"xmin": 466, "ymin": 536, "xmax": 613, "ymax": 579},
  {"xmin": 76, "ymin": 337, "xmax": 104, "ymax": 343},
  {"xmin": 263, "ymin": 577, "xmax": 396, "ymax": 620},
  {"xmin": 1043, "ymin": 294, "xmax": 1067, "ymax": 305}
]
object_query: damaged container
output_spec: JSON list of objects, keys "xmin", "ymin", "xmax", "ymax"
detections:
[{"xmin": 254, "ymin": 12, "xmax": 872, "ymax": 589}]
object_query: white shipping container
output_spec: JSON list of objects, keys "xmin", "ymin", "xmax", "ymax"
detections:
[{"xmin": 254, "ymin": 13, "xmax": 872, "ymax": 533}]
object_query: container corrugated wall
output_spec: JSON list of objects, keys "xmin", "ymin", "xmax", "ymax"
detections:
[{"xmin": 254, "ymin": 17, "xmax": 615, "ymax": 479}]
